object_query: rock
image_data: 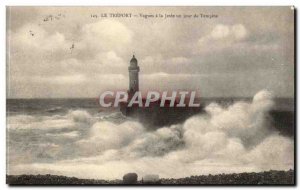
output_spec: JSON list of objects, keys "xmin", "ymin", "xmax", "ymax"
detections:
[
  {"xmin": 142, "ymin": 174, "xmax": 160, "ymax": 183},
  {"xmin": 123, "ymin": 173, "xmax": 138, "ymax": 184},
  {"xmin": 6, "ymin": 170, "xmax": 294, "ymax": 185}
]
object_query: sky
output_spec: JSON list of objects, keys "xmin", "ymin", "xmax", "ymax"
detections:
[{"xmin": 6, "ymin": 6, "xmax": 294, "ymax": 98}]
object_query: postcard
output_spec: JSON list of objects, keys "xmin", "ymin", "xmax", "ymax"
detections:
[{"xmin": 6, "ymin": 6, "xmax": 295, "ymax": 185}]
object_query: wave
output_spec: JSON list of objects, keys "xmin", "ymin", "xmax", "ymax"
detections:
[
  {"xmin": 7, "ymin": 90, "xmax": 294, "ymax": 180},
  {"xmin": 45, "ymin": 106, "xmax": 64, "ymax": 113}
]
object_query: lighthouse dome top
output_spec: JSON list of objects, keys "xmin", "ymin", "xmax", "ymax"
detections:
[{"xmin": 130, "ymin": 55, "xmax": 138, "ymax": 64}]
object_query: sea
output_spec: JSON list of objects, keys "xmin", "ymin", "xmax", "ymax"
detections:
[{"xmin": 6, "ymin": 94, "xmax": 295, "ymax": 180}]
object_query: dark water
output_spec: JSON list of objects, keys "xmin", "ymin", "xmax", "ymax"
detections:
[
  {"xmin": 7, "ymin": 97, "xmax": 295, "ymax": 136},
  {"xmin": 7, "ymin": 98, "xmax": 103, "ymax": 116},
  {"xmin": 7, "ymin": 97, "xmax": 294, "ymax": 114}
]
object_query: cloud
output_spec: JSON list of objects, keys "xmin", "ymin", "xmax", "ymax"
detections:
[
  {"xmin": 7, "ymin": 7, "xmax": 294, "ymax": 98},
  {"xmin": 210, "ymin": 24, "xmax": 247, "ymax": 40},
  {"xmin": 170, "ymin": 56, "xmax": 191, "ymax": 64},
  {"xmin": 210, "ymin": 24, "xmax": 231, "ymax": 39},
  {"xmin": 198, "ymin": 24, "xmax": 248, "ymax": 53},
  {"xmin": 8, "ymin": 19, "xmax": 133, "ymax": 98},
  {"xmin": 138, "ymin": 55, "xmax": 193, "ymax": 75},
  {"xmin": 197, "ymin": 23, "xmax": 282, "ymax": 56},
  {"xmin": 96, "ymin": 51, "xmax": 125, "ymax": 66},
  {"xmin": 78, "ymin": 19, "xmax": 133, "ymax": 56},
  {"xmin": 232, "ymin": 24, "xmax": 248, "ymax": 39},
  {"xmin": 11, "ymin": 23, "xmax": 69, "ymax": 53},
  {"xmin": 38, "ymin": 75, "xmax": 87, "ymax": 85}
]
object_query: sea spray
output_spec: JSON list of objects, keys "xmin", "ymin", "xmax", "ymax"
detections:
[{"xmin": 7, "ymin": 90, "xmax": 294, "ymax": 179}]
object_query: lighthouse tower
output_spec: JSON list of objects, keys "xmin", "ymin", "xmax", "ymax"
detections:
[{"xmin": 128, "ymin": 55, "xmax": 140, "ymax": 96}]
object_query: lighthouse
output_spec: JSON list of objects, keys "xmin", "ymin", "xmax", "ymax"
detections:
[
  {"xmin": 117, "ymin": 55, "xmax": 202, "ymax": 128},
  {"xmin": 128, "ymin": 55, "xmax": 140, "ymax": 96}
]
